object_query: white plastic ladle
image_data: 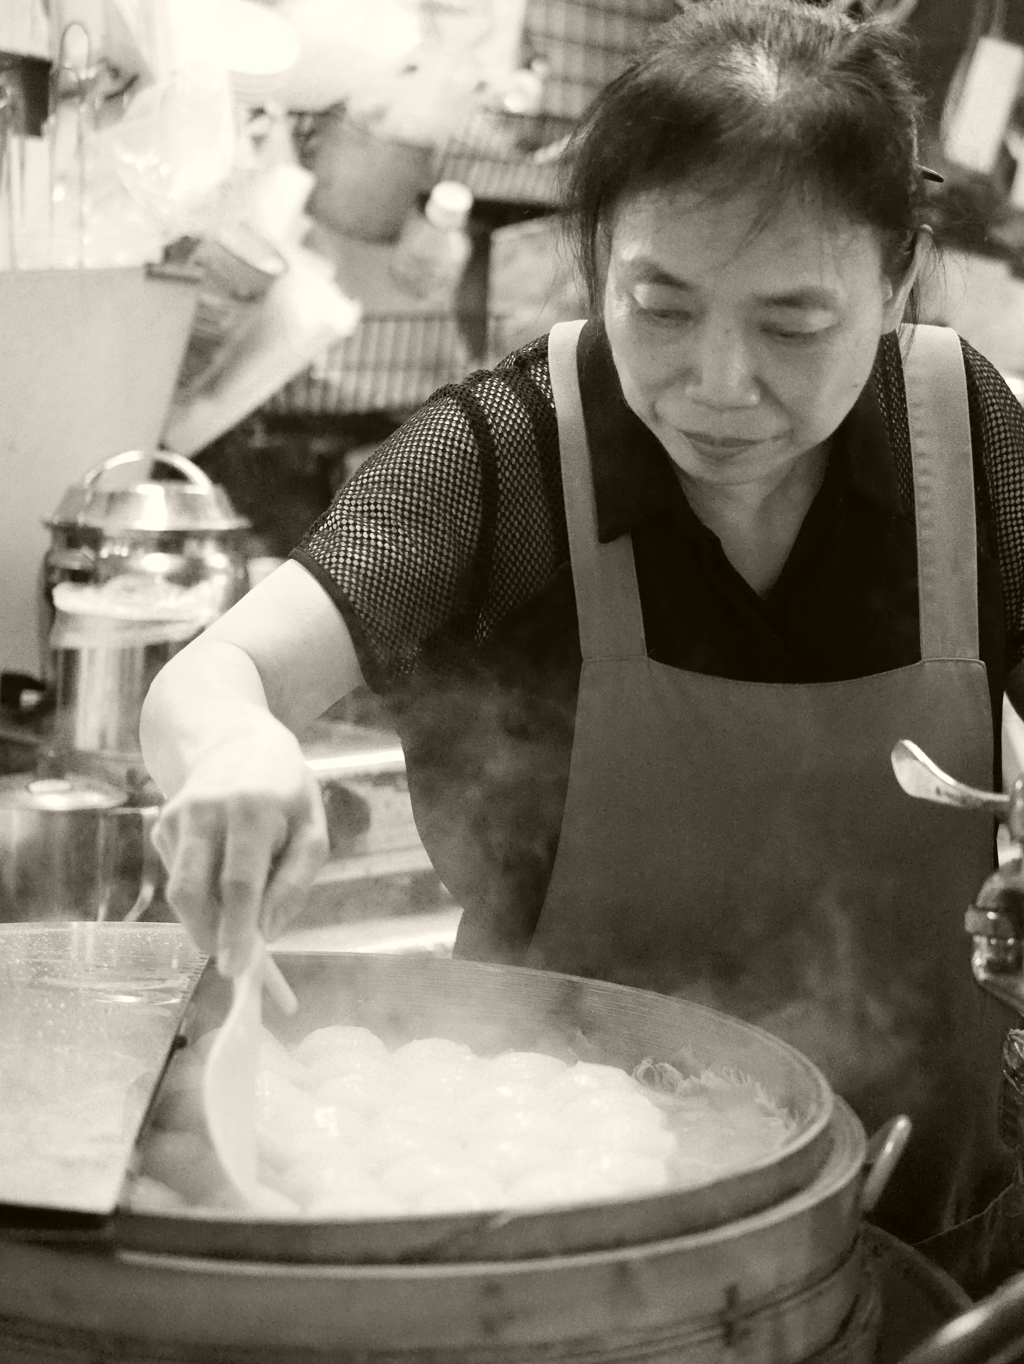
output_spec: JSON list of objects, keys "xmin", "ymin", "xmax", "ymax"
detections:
[{"xmin": 202, "ymin": 937, "xmax": 297, "ymax": 1210}]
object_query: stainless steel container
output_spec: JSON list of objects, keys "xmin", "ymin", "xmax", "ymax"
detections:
[
  {"xmin": 50, "ymin": 613, "xmax": 200, "ymax": 759},
  {"xmin": 0, "ymin": 773, "xmax": 161, "ymax": 923},
  {"xmin": 43, "ymin": 449, "xmax": 249, "ymax": 759}
]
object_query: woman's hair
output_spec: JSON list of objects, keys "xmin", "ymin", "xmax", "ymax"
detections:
[{"xmin": 561, "ymin": 0, "xmax": 930, "ymax": 315}]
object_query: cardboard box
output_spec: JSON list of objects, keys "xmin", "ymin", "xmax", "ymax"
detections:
[{"xmin": 0, "ymin": 265, "xmax": 197, "ymax": 677}]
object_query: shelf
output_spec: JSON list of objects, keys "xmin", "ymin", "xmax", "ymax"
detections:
[
  {"xmin": 264, "ymin": 312, "xmax": 514, "ymax": 416},
  {"xmin": 435, "ymin": 134, "xmax": 565, "ymax": 207}
]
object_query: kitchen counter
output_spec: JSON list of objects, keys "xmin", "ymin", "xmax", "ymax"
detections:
[{"xmin": 295, "ymin": 716, "xmax": 458, "ymax": 931}]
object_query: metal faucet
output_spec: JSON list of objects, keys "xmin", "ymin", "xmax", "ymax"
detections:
[{"xmin": 891, "ymin": 740, "xmax": 1024, "ymax": 1158}]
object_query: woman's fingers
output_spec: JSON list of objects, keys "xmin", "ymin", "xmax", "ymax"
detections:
[
  {"xmin": 259, "ymin": 829, "xmax": 329, "ymax": 945},
  {"xmin": 154, "ymin": 784, "xmax": 326, "ymax": 970},
  {"xmin": 216, "ymin": 804, "xmax": 287, "ymax": 975},
  {"xmin": 260, "ymin": 795, "xmax": 330, "ymax": 944},
  {"xmin": 148, "ymin": 738, "xmax": 329, "ymax": 972},
  {"xmin": 155, "ymin": 802, "xmax": 224, "ymax": 956}
]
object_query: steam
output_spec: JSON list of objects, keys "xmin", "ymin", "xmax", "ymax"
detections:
[{"xmin": 749, "ymin": 884, "xmax": 934, "ymax": 1118}]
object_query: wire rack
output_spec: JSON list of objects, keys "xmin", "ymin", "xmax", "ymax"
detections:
[
  {"xmin": 274, "ymin": 0, "xmax": 679, "ymax": 415},
  {"xmin": 433, "ymin": 0, "xmax": 678, "ymax": 206},
  {"xmin": 264, "ymin": 313, "xmax": 514, "ymax": 417},
  {"xmin": 434, "ymin": 112, "xmax": 569, "ymax": 207},
  {"xmin": 524, "ymin": 0, "xmax": 679, "ymax": 119}
]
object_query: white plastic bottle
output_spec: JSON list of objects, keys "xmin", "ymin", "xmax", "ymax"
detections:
[{"xmin": 389, "ymin": 181, "xmax": 474, "ymax": 306}]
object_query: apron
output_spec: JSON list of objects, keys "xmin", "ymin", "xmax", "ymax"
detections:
[{"xmin": 523, "ymin": 319, "xmax": 1017, "ymax": 1281}]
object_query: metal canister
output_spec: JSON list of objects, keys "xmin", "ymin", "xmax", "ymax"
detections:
[
  {"xmin": 0, "ymin": 773, "xmax": 124, "ymax": 922},
  {"xmin": 0, "ymin": 772, "xmax": 166, "ymax": 925},
  {"xmin": 43, "ymin": 449, "xmax": 250, "ymax": 760}
]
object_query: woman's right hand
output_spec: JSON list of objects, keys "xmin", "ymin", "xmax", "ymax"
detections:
[
  {"xmin": 140, "ymin": 561, "xmax": 367, "ymax": 973},
  {"xmin": 151, "ymin": 718, "xmax": 330, "ymax": 975}
]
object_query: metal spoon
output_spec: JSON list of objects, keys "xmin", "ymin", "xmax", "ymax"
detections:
[
  {"xmin": 890, "ymin": 739, "xmax": 1008, "ymax": 815},
  {"xmin": 202, "ymin": 938, "xmax": 297, "ymax": 1210}
]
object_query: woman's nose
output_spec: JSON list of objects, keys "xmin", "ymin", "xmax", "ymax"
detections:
[{"xmin": 684, "ymin": 324, "xmax": 760, "ymax": 409}]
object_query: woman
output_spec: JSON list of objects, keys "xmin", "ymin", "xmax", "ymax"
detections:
[{"xmin": 143, "ymin": 0, "xmax": 1024, "ymax": 1289}]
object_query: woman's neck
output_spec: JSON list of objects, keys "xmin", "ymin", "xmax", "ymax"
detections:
[{"xmin": 674, "ymin": 441, "xmax": 830, "ymax": 596}]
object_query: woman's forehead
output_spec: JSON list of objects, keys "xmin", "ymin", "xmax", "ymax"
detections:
[{"xmin": 608, "ymin": 187, "xmax": 883, "ymax": 298}]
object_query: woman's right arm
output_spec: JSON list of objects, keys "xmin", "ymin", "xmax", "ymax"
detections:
[{"xmin": 140, "ymin": 559, "xmax": 365, "ymax": 973}]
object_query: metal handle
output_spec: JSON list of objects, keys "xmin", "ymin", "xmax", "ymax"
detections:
[
  {"xmin": 891, "ymin": 740, "xmax": 1008, "ymax": 817},
  {"xmin": 860, "ymin": 1114, "xmax": 913, "ymax": 1213},
  {"xmin": 80, "ymin": 449, "xmax": 214, "ymax": 492},
  {"xmin": 900, "ymin": 1269, "xmax": 1024, "ymax": 1364},
  {"xmin": 122, "ymin": 805, "xmax": 161, "ymax": 924},
  {"xmin": 998, "ymin": 1031, "xmax": 1024, "ymax": 1159},
  {"xmin": 893, "ymin": 740, "xmax": 1024, "ymax": 1020}
]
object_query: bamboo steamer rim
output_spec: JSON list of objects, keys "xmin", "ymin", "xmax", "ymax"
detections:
[
  {"xmin": 113, "ymin": 952, "xmax": 842, "ymax": 1266},
  {"xmin": 120, "ymin": 1099, "xmax": 866, "ymax": 1276}
]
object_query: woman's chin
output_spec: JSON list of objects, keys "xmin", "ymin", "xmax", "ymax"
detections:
[{"xmin": 662, "ymin": 439, "xmax": 773, "ymax": 486}]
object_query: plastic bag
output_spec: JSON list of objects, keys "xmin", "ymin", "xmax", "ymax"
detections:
[
  {"xmin": 275, "ymin": 0, "xmax": 528, "ymax": 145},
  {"xmin": 109, "ymin": 0, "xmax": 237, "ymax": 243},
  {"xmin": 51, "ymin": 577, "xmax": 223, "ymax": 648}
]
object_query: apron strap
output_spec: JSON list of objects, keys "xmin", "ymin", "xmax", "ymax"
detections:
[
  {"xmin": 902, "ymin": 325, "xmax": 980, "ymax": 662},
  {"xmin": 548, "ymin": 321, "xmax": 647, "ymax": 661}
]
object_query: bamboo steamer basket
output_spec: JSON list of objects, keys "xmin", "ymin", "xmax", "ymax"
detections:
[
  {"xmin": 0, "ymin": 1232, "xmax": 973, "ymax": 1364},
  {"xmin": 0, "ymin": 950, "xmax": 908, "ymax": 1363},
  {"xmin": 114, "ymin": 953, "xmax": 837, "ymax": 1263},
  {"xmin": 0, "ymin": 1101, "xmax": 875, "ymax": 1363}
]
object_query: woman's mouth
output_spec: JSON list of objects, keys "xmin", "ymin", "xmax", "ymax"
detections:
[{"xmin": 679, "ymin": 430, "xmax": 764, "ymax": 454}]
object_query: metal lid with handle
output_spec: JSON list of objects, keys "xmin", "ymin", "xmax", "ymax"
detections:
[
  {"xmin": 892, "ymin": 737, "xmax": 1024, "ymax": 1187},
  {"xmin": 47, "ymin": 449, "xmax": 249, "ymax": 535},
  {"xmin": 891, "ymin": 738, "xmax": 1024, "ymax": 1019},
  {"xmin": 891, "ymin": 739, "xmax": 1022, "ymax": 833}
]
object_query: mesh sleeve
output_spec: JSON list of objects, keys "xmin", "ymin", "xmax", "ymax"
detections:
[
  {"xmin": 962, "ymin": 341, "xmax": 1024, "ymax": 673},
  {"xmin": 292, "ymin": 337, "xmax": 565, "ymax": 691}
]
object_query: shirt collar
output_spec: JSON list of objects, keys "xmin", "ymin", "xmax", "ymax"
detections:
[{"xmin": 575, "ymin": 319, "xmax": 905, "ymax": 544}]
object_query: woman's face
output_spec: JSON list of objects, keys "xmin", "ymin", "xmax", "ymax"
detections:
[{"xmin": 602, "ymin": 187, "xmax": 913, "ymax": 488}]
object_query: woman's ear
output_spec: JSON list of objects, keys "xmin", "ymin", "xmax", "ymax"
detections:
[{"xmin": 882, "ymin": 227, "xmax": 932, "ymax": 330}]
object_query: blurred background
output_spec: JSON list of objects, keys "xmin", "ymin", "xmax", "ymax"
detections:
[{"xmin": 0, "ymin": 0, "xmax": 1022, "ymax": 945}]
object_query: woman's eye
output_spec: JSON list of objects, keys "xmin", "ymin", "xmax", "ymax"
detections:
[
  {"xmin": 762, "ymin": 315, "xmax": 835, "ymax": 343},
  {"xmin": 633, "ymin": 299, "xmax": 693, "ymax": 323},
  {"xmin": 763, "ymin": 325, "xmax": 824, "ymax": 343},
  {"xmin": 630, "ymin": 287, "xmax": 693, "ymax": 322}
]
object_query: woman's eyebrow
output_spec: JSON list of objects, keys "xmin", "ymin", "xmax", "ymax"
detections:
[
  {"xmin": 755, "ymin": 286, "xmax": 840, "ymax": 309},
  {"xmin": 625, "ymin": 260, "xmax": 694, "ymax": 288},
  {"xmin": 624, "ymin": 261, "xmax": 840, "ymax": 310}
]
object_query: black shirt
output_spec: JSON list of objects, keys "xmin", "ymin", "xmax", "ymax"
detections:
[{"xmin": 294, "ymin": 322, "xmax": 1024, "ymax": 955}]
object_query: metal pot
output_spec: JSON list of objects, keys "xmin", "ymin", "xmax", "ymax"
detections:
[
  {"xmin": 306, "ymin": 111, "xmax": 433, "ymax": 243},
  {"xmin": 0, "ymin": 773, "xmax": 162, "ymax": 923},
  {"xmin": 43, "ymin": 449, "xmax": 250, "ymax": 759}
]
